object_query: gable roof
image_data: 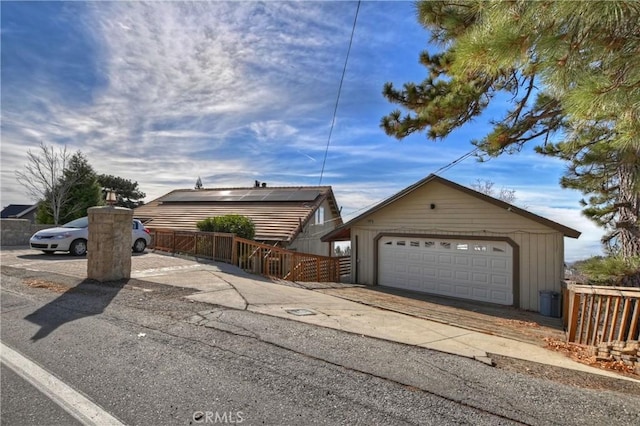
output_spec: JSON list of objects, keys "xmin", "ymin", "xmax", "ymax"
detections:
[
  {"xmin": 0, "ymin": 204, "xmax": 37, "ymax": 219},
  {"xmin": 322, "ymin": 174, "xmax": 581, "ymax": 241},
  {"xmin": 134, "ymin": 185, "xmax": 342, "ymax": 243}
]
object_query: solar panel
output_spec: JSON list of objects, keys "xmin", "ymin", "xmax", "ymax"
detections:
[{"xmin": 161, "ymin": 188, "xmax": 322, "ymax": 203}]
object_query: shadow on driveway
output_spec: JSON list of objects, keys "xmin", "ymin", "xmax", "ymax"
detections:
[{"xmin": 24, "ymin": 278, "xmax": 128, "ymax": 341}]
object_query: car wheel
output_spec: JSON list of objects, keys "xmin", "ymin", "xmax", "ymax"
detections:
[
  {"xmin": 133, "ymin": 238, "xmax": 147, "ymax": 253},
  {"xmin": 69, "ymin": 239, "xmax": 88, "ymax": 256}
]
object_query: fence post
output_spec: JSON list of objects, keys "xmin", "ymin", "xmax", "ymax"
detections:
[
  {"xmin": 212, "ymin": 233, "xmax": 216, "ymax": 260},
  {"xmin": 567, "ymin": 290, "xmax": 580, "ymax": 342},
  {"xmin": 231, "ymin": 237, "xmax": 238, "ymax": 266}
]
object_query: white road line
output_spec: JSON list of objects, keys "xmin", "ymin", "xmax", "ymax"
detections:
[{"xmin": 0, "ymin": 342, "xmax": 125, "ymax": 426}]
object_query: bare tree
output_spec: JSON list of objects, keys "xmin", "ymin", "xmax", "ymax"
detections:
[
  {"xmin": 470, "ymin": 179, "xmax": 517, "ymax": 204},
  {"xmin": 15, "ymin": 142, "xmax": 75, "ymax": 225}
]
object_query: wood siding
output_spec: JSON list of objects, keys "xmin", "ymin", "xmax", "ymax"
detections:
[
  {"xmin": 350, "ymin": 181, "xmax": 566, "ymax": 311},
  {"xmin": 287, "ymin": 199, "xmax": 337, "ymax": 256}
]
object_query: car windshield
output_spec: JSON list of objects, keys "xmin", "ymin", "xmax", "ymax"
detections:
[{"xmin": 62, "ymin": 217, "xmax": 89, "ymax": 228}]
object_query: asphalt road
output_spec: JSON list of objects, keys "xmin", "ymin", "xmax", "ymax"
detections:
[{"xmin": 1, "ymin": 265, "xmax": 639, "ymax": 426}]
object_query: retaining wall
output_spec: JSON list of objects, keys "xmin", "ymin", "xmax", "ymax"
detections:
[{"xmin": 1, "ymin": 219, "xmax": 51, "ymax": 246}]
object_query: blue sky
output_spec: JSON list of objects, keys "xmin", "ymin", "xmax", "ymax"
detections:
[{"xmin": 1, "ymin": 1, "xmax": 601, "ymax": 261}]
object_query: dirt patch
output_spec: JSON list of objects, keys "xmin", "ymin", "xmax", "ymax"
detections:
[
  {"xmin": 23, "ymin": 278, "xmax": 70, "ymax": 293},
  {"xmin": 542, "ymin": 337, "xmax": 638, "ymax": 378}
]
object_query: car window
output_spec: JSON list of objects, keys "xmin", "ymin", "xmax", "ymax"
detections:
[
  {"xmin": 63, "ymin": 217, "xmax": 89, "ymax": 228},
  {"xmin": 132, "ymin": 221, "xmax": 138, "ymax": 230}
]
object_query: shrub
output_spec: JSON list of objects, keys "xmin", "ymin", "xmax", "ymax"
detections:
[
  {"xmin": 575, "ymin": 256, "xmax": 640, "ymax": 287},
  {"xmin": 196, "ymin": 214, "xmax": 255, "ymax": 240}
]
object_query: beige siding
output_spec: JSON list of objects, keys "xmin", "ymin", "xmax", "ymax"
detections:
[
  {"xmin": 288, "ymin": 200, "xmax": 338, "ymax": 256},
  {"xmin": 350, "ymin": 181, "xmax": 567, "ymax": 311}
]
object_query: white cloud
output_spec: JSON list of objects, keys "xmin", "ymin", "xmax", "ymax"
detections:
[{"xmin": 249, "ymin": 121, "xmax": 298, "ymax": 142}]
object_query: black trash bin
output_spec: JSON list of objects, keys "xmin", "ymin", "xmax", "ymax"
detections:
[{"xmin": 539, "ymin": 290, "xmax": 561, "ymax": 317}]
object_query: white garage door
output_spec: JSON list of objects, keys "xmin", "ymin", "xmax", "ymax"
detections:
[{"xmin": 379, "ymin": 236, "xmax": 513, "ymax": 305}]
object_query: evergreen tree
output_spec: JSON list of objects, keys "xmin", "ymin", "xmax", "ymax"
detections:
[
  {"xmin": 98, "ymin": 174, "xmax": 146, "ymax": 208},
  {"xmin": 59, "ymin": 152, "xmax": 103, "ymax": 223},
  {"xmin": 381, "ymin": 1, "xmax": 640, "ymax": 257},
  {"xmin": 195, "ymin": 176, "xmax": 203, "ymax": 190}
]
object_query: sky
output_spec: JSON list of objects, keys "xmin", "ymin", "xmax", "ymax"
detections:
[{"xmin": 1, "ymin": 1, "xmax": 603, "ymax": 262}]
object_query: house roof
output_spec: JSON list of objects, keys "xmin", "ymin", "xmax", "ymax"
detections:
[
  {"xmin": 134, "ymin": 185, "xmax": 342, "ymax": 243},
  {"xmin": 0, "ymin": 204, "xmax": 37, "ymax": 219},
  {"xmin": 322, "ymin": 174, "xmax": 581, "ymax": 242}
]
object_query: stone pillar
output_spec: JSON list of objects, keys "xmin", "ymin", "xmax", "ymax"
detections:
[{"xmin": 87, "ymin": 207, "xmax": 132, "ymax": 282}]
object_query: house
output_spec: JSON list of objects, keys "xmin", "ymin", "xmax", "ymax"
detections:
[
  {"xmin": 134, "ymin": 183, "xmax": 342, "ymax": 257},
  {"xmin": 0, "ymin": 204, "xmax": 38, "ymax": 223},
  {"xmin": 322, "ymin": 174, "xmax": 581, "ymax": 312}
]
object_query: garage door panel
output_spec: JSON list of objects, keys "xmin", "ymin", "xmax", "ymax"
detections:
[
  {"xmin": 423, "ymin": 253, "xmax": 437, "ymax": 263},
  {"xmin": 472, "ymin": 257, "xmax": 489, "ymax": 268},
  {"xmin": 454, "ymin": 270, "xmax": 470, "ymax": 281},
  {"xmin": 455, "ymin": 285, "xmax": 471, "ymax": 297},
  {"xmin": 472, "ymin": 273, "xmax": 488, "ymax": 284},
  {"xmin": 379, "ymin": 237, "xmax": 513, "ymax": 305},
  {"xmin": 471, "ymin": 288, "xmax": 488, "ymax": 299},
  {"xmin": 491, "ymin": 258, "xmax": 508, "ymax": 269}
]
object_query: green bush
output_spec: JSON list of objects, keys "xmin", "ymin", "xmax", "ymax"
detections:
[
  {"xmin": 196, "ymin": 214, "xmax": 255, "ymax": 240},
  {"xmin": 575, "ymin": 256, "xmax": 640, "ymax": 286}
]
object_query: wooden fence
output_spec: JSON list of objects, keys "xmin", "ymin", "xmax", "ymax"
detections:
[
  {"xmin": 148, "ymin": 228, "xmax": 348, "ymax": 283},
  {"xmin": 563, "ymin": 281, "xmax": 640, "ymax": 346}
]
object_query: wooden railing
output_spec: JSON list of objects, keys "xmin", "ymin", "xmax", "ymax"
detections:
[
  {"xmin": 233, "ymin": 237, "xmax": 342, "ymax": 282},
  {"xmin": 148, "ymin": 228, "xmax": 345, "ymax": 283},
  {"xmin": 151, "ymin": 229, "xmax": 235, "ymax": 262},
  {"xmin": 563, "ymin": 281, "xmax": 640, "ymax": 346}
]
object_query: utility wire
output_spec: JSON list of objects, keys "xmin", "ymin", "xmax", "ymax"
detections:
[
  {"xmin": 341, "ymin": 147, "xmax": 480, "ymax": 219},
  {"xmin": 319, "ymin": 0, "xmax": 361, "ymax": 185}
]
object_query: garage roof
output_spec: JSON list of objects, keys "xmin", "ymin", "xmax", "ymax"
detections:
[{"xmin": 322, "ymin": 174, "xmax": 581, "ymax": 242}]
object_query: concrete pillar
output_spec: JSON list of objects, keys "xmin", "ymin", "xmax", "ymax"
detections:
[{"xmin": 87, "ymin": 207, "xmax": 132, "ymax": 282}]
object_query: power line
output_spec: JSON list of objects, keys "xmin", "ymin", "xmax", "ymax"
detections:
[
  {"xmin": 340, "ymin": 147, "xmax": 480, "ymax": 220},
  {"xmin": 432, "ymin": 147, "xmax": 479, "ymax": 175},
  {"xmin": 319, "ymin": 0, "xmax": 361, "ymax": 185}
]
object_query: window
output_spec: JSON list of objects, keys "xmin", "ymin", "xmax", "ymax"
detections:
[
  {"xmin": 384, "ymin": 241, "xmax": 392, "ymax": 245},
  {"xmin": 473, "ymin": 244, "xmax": 487, "ymax": 251},
  {"xmin": 410, "ymin": 241, "xmax": 420, "ymax": 247},
  {"xmin": 492, "ymin": 247, "xmax": 505, "ymax": 253},
  {"xmin": 315, "ymin": 207, "xmax": 325, "ymax": 224},
  {"xmin": 439, "ymin": 242, "xmax": 451, "ymax": 249},
  {"xmin": 424, "ymin": 241, "xmax": 435, "ymax": 248},
  {"xmin": 396, "ymin": 241, "xmax": 406, "ymax": 246},
  {"xmin": 456, "ymin": 243, "xmax": 469, "ymax": 251}
]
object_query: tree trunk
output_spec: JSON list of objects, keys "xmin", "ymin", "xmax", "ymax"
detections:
[{"xmin": 616, "ymin": 148, "xmax": 640, "ymax": 258}]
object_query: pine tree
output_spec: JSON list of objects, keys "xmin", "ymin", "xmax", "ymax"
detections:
[
  {"xmin": 381, "ymin": 1, "xmax": 640, "ymax": 258},
  {"xmin": 195, "ymin": 176, "xmax": 203, "ymax": 190},
  {"xmin": 98, "ymin": 174, "xmax": 146, "ymax": 208}
]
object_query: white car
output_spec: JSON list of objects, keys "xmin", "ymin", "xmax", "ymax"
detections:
[{"xmin": 30, "ymin": 216, "xmax": 151, "ymax": 256}]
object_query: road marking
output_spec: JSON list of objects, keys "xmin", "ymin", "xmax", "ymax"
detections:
[{"xmin": 0, "ymin": 342, "xmax": 125, "ymax": 426}]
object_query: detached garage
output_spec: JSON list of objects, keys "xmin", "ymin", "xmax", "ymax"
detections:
[{"xmin": 322, "ymin": 174, "xmax": 581, "ymax": 312}]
